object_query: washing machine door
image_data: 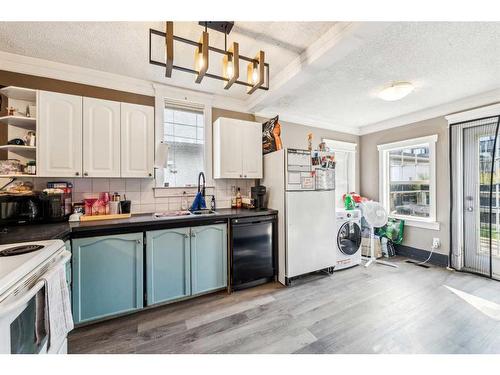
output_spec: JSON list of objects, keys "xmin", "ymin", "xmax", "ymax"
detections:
[{"xmin": 337, "ymin": 222, "xmax": 361, "ymax": 256}]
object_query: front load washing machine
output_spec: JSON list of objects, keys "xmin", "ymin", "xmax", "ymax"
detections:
[{"xmin": 335, "ymin": 209, "xmax": 362, "ymax": 270}]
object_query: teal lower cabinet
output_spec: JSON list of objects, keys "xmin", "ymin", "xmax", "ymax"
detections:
[
  {"xmin": 191, "ymin": 224, "xmax": 227, "ymax": 295},
  {"xmin": 146, "ymin": 227, "xmax": 191, "ymax": 305},
  {"xmin": 72, "ymin": 233, "xmax": 144, "ymax": 324},
  {"xmin": 146, "ymin": 224, "xmax": 227, "ymax": 306}
]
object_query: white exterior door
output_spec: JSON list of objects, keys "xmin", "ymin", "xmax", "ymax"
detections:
[
  {"xmin": 83, "ymin": 97, "xmax": 120, "ymax": 177},
  {"xmin": 213, "ymin": 118, "xmax": 243, "ymax": 178},
  {"xmin": 286, "ymin": 190, "xmax": 336, "ymax": 278},
  {"xmin": 241, "ymin": 121, "xmax": 263, "ymax": 178},
  {"xmin": 120, "ymin": 103, "xmax": 154, "ymax": 178},
  {"xmin": 38, "ymin": 91, "xmax": 83, "ymax": 177}
]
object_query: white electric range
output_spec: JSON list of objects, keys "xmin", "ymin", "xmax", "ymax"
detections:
[{"xmin": 0, "ymin": 239, "xmax": 71, "ymax": 354}]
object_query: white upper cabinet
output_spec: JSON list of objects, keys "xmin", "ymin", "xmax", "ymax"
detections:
[
  {"xmin": 83, "ymin": 97, "xmax": 121, "ymax": 177},
  {"xmin": 213, "ymin": 117, "xmax": 263, "ymax": 179},
  {"xmin": 38, "ymin": 91, "xmax": 83, "ymax": 177},
  {"xmin": 241, "ymin": 120, "xmax": 263, "ymax": 178},
  {"xmin": 120, "ymin": 103, "xmax": 155, "ymax": 178}
]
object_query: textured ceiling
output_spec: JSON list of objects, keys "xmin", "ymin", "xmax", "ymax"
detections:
[
  {"xmin": 0, "ymin": 21, "xmax": 334, "ymax": 99},
  {"xmin": 0, "ymin": 22, "xmax": 499, "ymax": 132},
  {"xmin": 257, "ymin": 22, "xmax": 500, "ymax": 131}
]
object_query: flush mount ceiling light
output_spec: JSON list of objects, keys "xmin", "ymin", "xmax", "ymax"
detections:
[
  {"xmin": 378, "ymin": 82, "xmax": 415, "ymax": 101},
  {"xmin": 149, "ymin": 22, "xmax": 269, "ymax": 94}
]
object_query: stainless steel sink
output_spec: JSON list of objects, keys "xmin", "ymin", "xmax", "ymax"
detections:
[
  {"xmin": 189, "ymin": 209, "xmax": 217, "ymax": 215},
  {"xmin": 152, "ymin": 209, "xmax": 217, "ymax": 219}
]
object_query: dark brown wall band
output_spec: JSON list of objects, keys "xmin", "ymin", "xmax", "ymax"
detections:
[{"xmin": 0, "ymin": 70, "xmax": 155, "ymax": 107}]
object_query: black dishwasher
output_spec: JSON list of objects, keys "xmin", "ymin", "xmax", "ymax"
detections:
[{"xmin": 231, "ymin": 215, "xmax": 276, "ymax": 290}]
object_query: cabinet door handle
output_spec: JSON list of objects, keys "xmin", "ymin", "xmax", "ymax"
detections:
[
  {"xmin": 83, "ymin": 172, "xmax": 88, "ymax": 177},
  {"xmin": 239, "ymin": 174, "xmax": 242, "ymax": 178},
  {"xmin": 136, "ymin": 239, "xmax": 142, "ymax": 244},
  {"xmin": 148, "ymin": 173, "xmax": 152, "ymax": 177},
  {"xmin": 191, "ymin": 233, "xmax": 196, "ymax": 238},
  {"xmin": 75, "ymin": 172, "xmax": 80, "ymax": 176},
  {"xmin": 244, "ymin": 175, "xmax": 247, "ymax": 178},
  {"xmin": 184, "ymin": 234, "xmax": 189, "ymax": 238}
]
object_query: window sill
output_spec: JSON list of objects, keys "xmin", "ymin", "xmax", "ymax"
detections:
[
  {"xmin": 153, "ymin": 186, "xmax": 215, "ymax": 198},
  {"xmin": 389, "ymin": 216, "xmax": 440, "ymax": 231}
]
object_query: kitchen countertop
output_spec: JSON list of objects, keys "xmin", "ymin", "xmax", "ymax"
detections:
[{"xmin": 0, "ymin": 208, "xmax": 277, "ymax": 245}]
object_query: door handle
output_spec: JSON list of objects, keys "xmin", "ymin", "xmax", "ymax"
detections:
[{"xmin": 466, "ymin": 207, "xmax": 474, "ymax": 212}]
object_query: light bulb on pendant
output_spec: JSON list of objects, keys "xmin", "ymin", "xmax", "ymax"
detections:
[
  {"xmin": 226, "ymin": 60, "xmax": 234, "ymax": 78},
  {"xmin": 196, "ymin": 52, "xmax": 205, "ymax": 72},
  {"xmin": 252, "ymin": 66, "xmax": 259, "ymax": 84}
]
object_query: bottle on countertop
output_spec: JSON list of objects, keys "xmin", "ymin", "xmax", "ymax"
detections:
[
  {"xmin": 181, "ymin": 191, "xmax": 188, "ymax": 210},
  {"xmin": 210, "ymin": 195, "xmax": 216, "ymax": 211},
  {"xmin": 236, "ymin": 188, "xmax": 242, "ymax": 208},
  {"xmin": 231, "ymin": 185, "xmax": 237, "ymax": 208}
]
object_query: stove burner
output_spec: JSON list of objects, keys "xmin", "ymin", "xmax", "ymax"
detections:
[{"xmin": 0, "ymin": 244, "xmax": 45, "ymax": 257}]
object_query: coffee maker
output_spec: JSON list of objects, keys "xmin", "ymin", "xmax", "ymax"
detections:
[{"xmin": 251, "ymin": 185, "xmax": 267, "ymax": 210}]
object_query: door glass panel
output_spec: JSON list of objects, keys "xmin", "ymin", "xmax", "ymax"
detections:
[
  {"xmin": 10, "ymin": 288, "xmax": 47, "ymax": 354},
  {"xmin": 337, "ymin": 222, "xmax": 361, "ymax": 255},
  {"xmin": 463, "ymin": 122, "xmax": 499, "ymax": 277}
]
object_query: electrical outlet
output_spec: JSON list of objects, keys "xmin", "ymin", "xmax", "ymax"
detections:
[{"xmin": 432, "ymin": 238, "xmax": 441, "ymax": 249}]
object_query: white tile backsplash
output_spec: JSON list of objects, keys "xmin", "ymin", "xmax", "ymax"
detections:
[
  {"xmin": 109, "ymin": 178, "xmax": 126, "ymax": 192},
  {"xmin": 15, "ymin": 177, "xmax": 255, "ymax": 214},
  {"xmin": 125, "ymin": 179, "xmax": 141, "ymax": 192},
  {"xmin": 73, "ymin": 178, "xmax": 92, "ymax": 193},
  {"xmin": 92, "ymin": 178, "xmax": 110, "ymax": 193}
]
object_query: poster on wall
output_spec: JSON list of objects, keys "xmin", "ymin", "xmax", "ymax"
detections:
[{"xmin": 262, "ymin": 115, "xmax": 283, "ymax": 155}]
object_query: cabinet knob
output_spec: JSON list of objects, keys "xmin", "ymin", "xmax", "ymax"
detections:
[
  {"xmin": 184, "ymin": 234, "xmax": 189, "ymax": 238},
  {"xmin": 191, "ymin": 233, "xmax": 196, "ymax": 238},
  {"xmin": 75, "ymin": 172, "xmax": 80, "ymax": 176},
  {"xmin": 244, "ymin": 175, "xmax": 247, "ymax": 178},
  {"xmin": 136, "ymin": 239, "xmax": 142, "ymax": 244},
  {"xmin": 84, "ymin": 172, "xmax": 88, "ymax": 177},
  {"xmin": 148, "ymin": 173, "xmax": 152, "ymax": 177},
  {"xmin": 239, "ymin": 174, "xmax": 242, "ymax": 178}
]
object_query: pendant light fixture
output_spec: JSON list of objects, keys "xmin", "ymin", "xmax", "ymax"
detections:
[
  {"xmin": 149, "ymin": 22, "xmax": 269, "ymax": 94},
  {"xmin": 194, "ymin": 26, "xmax": 209, "ymax": 83},
  {"xmin": 247, "ymin": 51, "xmax": 265, "ymax": 94},
  {"xmin": 223, "ymin": 42, "xmax": 239, "ymax": 89}
]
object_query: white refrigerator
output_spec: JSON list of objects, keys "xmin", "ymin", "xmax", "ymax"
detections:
[{"xmin": 262, "ymin": 148, "xmax": 336, "ymax": 285}]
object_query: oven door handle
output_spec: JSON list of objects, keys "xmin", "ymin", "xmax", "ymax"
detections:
[
  {"xmin": 0, "ymin": 251, "xmax": 71, "ymax": 316},
  {"xmin": 0, "ymin": 279, "xmax": 46, "ymax": 316}
]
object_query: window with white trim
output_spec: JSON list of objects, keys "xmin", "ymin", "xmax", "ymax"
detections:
[
  {"xmin": 163, "ymin": 104, "xmax": 205, "ymax": 187},
  {"xmin": 323, "ymin": 139, "xmax": 356, "ymax": 208},
  {"xmin": 378, "ymin": 135, "xmax": 438, "ymax": 225}
]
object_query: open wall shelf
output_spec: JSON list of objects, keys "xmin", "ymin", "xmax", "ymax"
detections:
[{"xmin": 0, "ymin": 116, "xmax": 36, "ymax": 130}]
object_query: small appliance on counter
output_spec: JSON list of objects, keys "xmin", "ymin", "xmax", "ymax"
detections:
[
  {"xmin": 40, "ymin": 182, "xmax": 73, "ymax": 222},
  {"xmin": 0, "ymin": 192, "xmax": 43, "ymax": 225},
  {"xmin": 251, "ymin": 185, "xmax": 267, "ymax": 210}
]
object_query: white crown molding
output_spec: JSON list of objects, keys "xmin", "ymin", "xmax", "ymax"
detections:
[
  {"xmin": 255, "ymin": 111, "xmax": 361, "ymax": 136},
  {"xmin": 359, "ymin": 88, "xmax": 500, "ymax": 135},
  {"xmin": 0, "ymin": 51, "xmax": 249, "ymax": 113}
]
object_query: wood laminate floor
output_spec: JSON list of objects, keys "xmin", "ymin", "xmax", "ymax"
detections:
[{"xmin": 68, "ymin": 257, "xmax": 500, "ymax": 354}]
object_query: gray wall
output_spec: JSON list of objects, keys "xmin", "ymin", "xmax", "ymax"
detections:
[
  {"xmin": 359, "ymin": 116, "xmax": 449, "ymax": 255},
  {"xmin": 256, "ymin": 117, "xmax": 360, "ymax": 192}
]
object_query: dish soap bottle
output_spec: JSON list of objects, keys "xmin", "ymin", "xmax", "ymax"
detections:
[
  {"xmin": 181, "ymin": 191, "xmax": 188, "ymax": 210},
  {"xmin": 210, "ymin": 195, "xmax": 216, "ymax": 211},
  {"xmin": 236, "ymin": 188, "xmax": 242, "ymax": 208}
]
